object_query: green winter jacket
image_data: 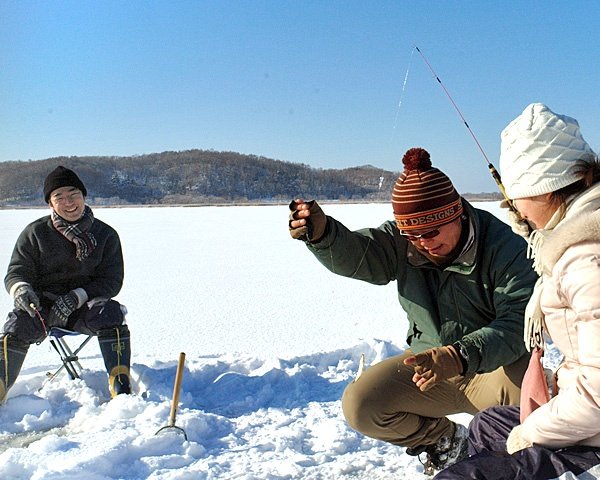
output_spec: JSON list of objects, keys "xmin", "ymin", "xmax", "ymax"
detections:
[{"xmin": 306, "ymin": 201, "xmax": 537, "ymax": 374}]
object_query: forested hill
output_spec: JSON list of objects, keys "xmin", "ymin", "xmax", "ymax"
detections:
[{"xmin": 0, "ymin": 149, "xmax": 501, "ymax": 207}]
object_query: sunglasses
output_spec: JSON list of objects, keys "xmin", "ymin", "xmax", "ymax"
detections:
[{"xmin": 399, "ymin": 228, "xmax": 441, "ymax": 241}]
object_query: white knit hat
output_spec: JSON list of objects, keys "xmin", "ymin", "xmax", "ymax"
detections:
[{"xmin": 500, "ymin": 103, "xmax": 596, "ymax": 199}]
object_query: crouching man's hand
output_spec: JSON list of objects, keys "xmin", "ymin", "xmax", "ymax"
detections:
[
  {"xmin": 288, "ymin": 198, "xmax": 327, "ymax": 243},
  {"xmin": 404, "ymin": 346, "xmax": 464, "ymax": 391}
]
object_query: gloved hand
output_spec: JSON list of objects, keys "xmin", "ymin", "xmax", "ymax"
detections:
[
  {"xmin": 289, "ymin": 199, "xmax": 327, "ymax": 243},
  {"xmin": 403, "ymin": 346, "xmax": 464, "ymax": 391},
  {"xmin": 500, "ymin": 200, "xmax": 532, "ymax": 238},
  {"xmin": 506, "ymin": 425, "xmax": 532, "ymax": 454},
  {"xmin": 47, "ymin": 291, "xmax": 80, "ymax": 327},
  {"xmin": 13, "ymin": 284, "xmax": 40, "ymax": 317}
]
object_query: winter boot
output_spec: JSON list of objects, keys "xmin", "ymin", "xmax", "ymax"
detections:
[
  {"xmin": 98, "ymin": 326, "xmax": 131, "ymax": 398},
  {"xmin": 0, "ymin": 335, "xmax": 29, "ymax": 403},
  {"xmin": 407, "ymin": 422, "xmax": 469, "ymax": 476}
]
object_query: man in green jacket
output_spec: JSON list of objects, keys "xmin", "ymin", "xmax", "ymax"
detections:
[{"xmin": 289, "ymin": 148, "xmax": 537, "ymax": 475}]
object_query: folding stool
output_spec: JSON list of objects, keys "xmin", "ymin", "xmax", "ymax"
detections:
[{"xmin": 46, "ymin": 327, "xmax": 94, "ymax": 381}]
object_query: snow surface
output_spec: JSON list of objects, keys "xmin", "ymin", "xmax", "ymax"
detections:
[{"xmin": 0, "ymin": 202, "xmax": 505, "ymax": 479}]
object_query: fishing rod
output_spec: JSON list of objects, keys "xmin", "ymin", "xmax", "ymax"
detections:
[{"xmin": 413, "ymin": 45, "xmax": 518, "ymax": 214}]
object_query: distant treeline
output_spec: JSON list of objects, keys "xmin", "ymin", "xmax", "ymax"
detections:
[{"xmin": 0, "ymin": 149, "xmax": 502, "ymax": 207}]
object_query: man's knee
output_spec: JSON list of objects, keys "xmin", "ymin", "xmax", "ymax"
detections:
[
  {"xmin": 341, "ymin": 381, "xmax": 374, "ymax": 433},
  {"xmin": 341, "ymin": 365, "xmax": 407, "ymax": 436},
  {"xmin": 3, "ymin": 311, "xmax": 46, "ymax": 344},
  {"xmin": 94, "ymin": 300, "xmax": 125, "ymax": 325},
  {"xmin": 76, "ymin": 300, "xmax": 126, "ymax": 334}
]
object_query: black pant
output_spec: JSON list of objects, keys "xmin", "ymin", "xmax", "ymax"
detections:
[
  {"xmin": 3, "ymin": 299, "xmax": 125, "ymax": 344},
  {"xmin": 434, "ymin": 406, "xmax": 600, "ymax": 479}
]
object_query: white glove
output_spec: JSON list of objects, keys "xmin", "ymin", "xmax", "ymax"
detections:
[
  {"xmin": 506, "ymin": 425, "xmax": 532, "ymax": 454},
  {"xmin": 500, "ymin": 200, "xmax": 532, "ymax": 238}
]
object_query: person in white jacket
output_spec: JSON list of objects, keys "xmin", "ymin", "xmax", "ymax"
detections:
[{"xmin": 435, "ymin": 103, "xmax": 600, "ymax": 479}]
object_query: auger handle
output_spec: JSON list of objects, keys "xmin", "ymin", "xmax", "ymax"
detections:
[{"xmin": 168, "ymin": 352, "xmax": 186, "ymax": 426}]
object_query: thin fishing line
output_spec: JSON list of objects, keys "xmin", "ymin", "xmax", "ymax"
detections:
[
  {"xmin": 379, "ymin": 46, "xmax": 416, "ymax": 192},
  {"xmin": 391, "ymin": 46, "xmax": 415, "ymax": 140},
  {"xmin": 413, "ymin": 45, "xmax": 519, "ymax": 214},
  {"xmin": 327, "ymin": 230, "xmax": 372, "ymax": 280},
  {"xmin": 329, "ymin": 48, "xmax": 411, "ymax": 277},
  {"xmin": 414, "ymin": 45, "xmax": 490, "ymax": 166}
]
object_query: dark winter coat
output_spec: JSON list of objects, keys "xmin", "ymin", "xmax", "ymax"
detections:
[
  {"xmin": 306, "ymin": 200, "xmax": 537, "ymax": 374},
  {"xmin": 4, "ymin": 214, "xmax": 124, "ymax": 301}
]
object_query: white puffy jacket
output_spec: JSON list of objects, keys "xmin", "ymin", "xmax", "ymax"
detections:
[{"xmin": 521, "ymin": 205, "xmax": 600, "ymax": 448}]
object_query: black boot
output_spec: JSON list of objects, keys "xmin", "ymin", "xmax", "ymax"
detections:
[
  {"xmin": 98, "ymin": 326, "xmax": 131, "ymax": 398},
  {"xmin": 0, "ymin": 335, "xmax": 29, "ymax": 403},
  {"xmin": 409, "ymin": 423, "xmax": 469, "ymax": 476}
]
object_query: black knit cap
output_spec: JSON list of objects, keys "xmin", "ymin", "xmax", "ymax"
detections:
[{"xmin": 43, "ymin": 166, "xmax": 87, "ymax": 203}]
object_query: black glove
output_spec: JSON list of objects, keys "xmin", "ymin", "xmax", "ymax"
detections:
[
  {"xmin": 13, "ymin": 284, "xmax": 40, "ymax": 317},
  {"xmin": 48, "ymin": 291, "xmax": 80, "ymax": 327},
  {"xmin": 289, "ymin": 200, "xmax": 327, "ymax": 242}
]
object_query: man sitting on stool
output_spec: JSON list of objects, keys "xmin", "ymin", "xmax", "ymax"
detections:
[{"xmin": 1, "ymin": 165, "xmax": 131, "ymax": 401}]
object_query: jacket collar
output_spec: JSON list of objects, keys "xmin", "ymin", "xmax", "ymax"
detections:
[
  {"xmin": 537, "ymin": 210, "xmax": 600, "ymax": 275},
  {"xmin": 529, "ymin": 183, "xmax": 600, "ymax": 275}
]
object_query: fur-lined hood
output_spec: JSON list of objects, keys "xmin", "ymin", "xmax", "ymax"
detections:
[{"xmin": 538, "ymin": 210, "xmax": 600, "ymax": 275}]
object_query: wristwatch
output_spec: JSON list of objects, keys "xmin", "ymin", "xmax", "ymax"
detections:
[{"xmin": 453, "ymin": 342, "xmax": 469, "ymax": 375}]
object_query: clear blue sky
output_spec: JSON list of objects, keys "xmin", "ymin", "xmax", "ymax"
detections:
[{"xmin": 1, "ymin": 1, "xmax": 599, "ymax": 193}]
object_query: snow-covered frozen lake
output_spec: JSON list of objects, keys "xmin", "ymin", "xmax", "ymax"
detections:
[{"xmin": 0, "ymin": 201, "xmax": 503, "ymax": 479}]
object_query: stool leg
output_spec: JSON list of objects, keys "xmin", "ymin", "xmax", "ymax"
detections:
[{"xmin": 49, "ymin": 337, "xmax": 79, "ymax": 380}]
